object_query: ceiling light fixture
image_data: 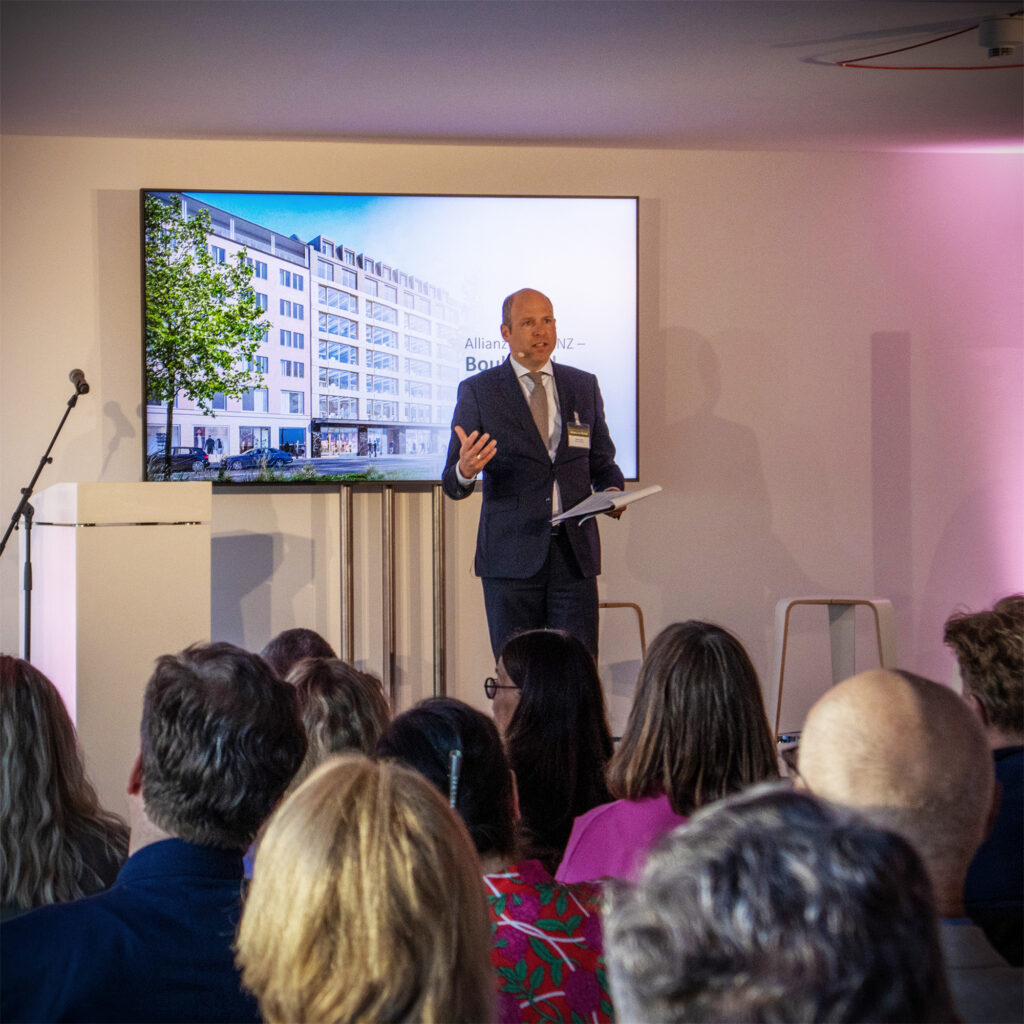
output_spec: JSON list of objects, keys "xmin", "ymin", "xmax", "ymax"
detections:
[{"xmin": 978, "ymin": 15, "xmax": 1024, "ymax": 58}]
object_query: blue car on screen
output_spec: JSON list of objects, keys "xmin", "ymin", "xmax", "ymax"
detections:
[{"xmin": 224, "ymin": 447, "xmax": 294, "ymax": 470}]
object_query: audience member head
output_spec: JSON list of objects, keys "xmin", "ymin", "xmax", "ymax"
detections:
[
  {"xmin": 286, "ymin": 657, "xmax": 390, "ymax": 788},
  {"xmin": 259, "ymin": 627, "xmax": 336, "ymax": 680},
  {"xmin": 376, "ymin": 697, "xmax": 516, "ymax": 864},
  {"xmin": 1, "ymin": 656, "xmax": 128, "ymax": 913},
  {"xmin": 607, "ymin": 620, "xmax": 779, "ymax": 816},
  {"xmin": 604, "ymin": 785, "xmax": 954, "ymax": 1023},
  {"xmin": 797, "ymin": 668, "xmax": 995, "ymax": 915},
  {"xmin": 139, "ymin": 642, "xmax": 306, "ymax": 851},
  {"xmin": 237, "ymin": 754, "xmax": 494, "ymax": 1024},
  {"xmin": 943, "ymin": 594, "xmax": 1023, "ymax": 746},
  {"xmin": 495, "ymin": 629, "xmax": 614, "ymax": 868}
]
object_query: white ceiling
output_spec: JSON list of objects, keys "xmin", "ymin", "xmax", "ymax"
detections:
[{"xmin": 1, "ymin": 0, "xmax": 1021, "ymax": 151}]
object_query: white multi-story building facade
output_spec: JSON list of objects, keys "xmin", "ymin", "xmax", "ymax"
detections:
[
  {"xmin": 308, "ymin": 234, "xmax": 463, "ymax": 459},
  {"xmin": 145, "ymin": 192, "xmax": 465, "ymax": 463}
]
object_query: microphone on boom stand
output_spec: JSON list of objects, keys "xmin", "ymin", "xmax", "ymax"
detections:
[{"xmin": 0, "ymin": 368, "xmax": 92, "ymax": 659}]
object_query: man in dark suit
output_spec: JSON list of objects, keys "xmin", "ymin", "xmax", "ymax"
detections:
[
  {"xmin": 1, "ymin": 643, "xmax": 307, "ymax": 1023},
  {"xmin": 442, "ymin": 288, "xmax": 625, "ymax": 657}
]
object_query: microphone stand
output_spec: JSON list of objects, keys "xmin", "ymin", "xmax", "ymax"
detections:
[{"xmin": 0, "ymin": 386, "xmax": 85, "ymax": 659}]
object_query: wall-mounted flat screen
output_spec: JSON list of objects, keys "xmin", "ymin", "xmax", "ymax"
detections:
[{"xmin": 142, "ymin": 190, "xmax": 638, "ymax": 485}]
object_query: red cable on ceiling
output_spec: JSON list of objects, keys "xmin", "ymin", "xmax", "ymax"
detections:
[{"xmin": 836, "ymin": 20, "xmax": 1023, "ymax": 69}]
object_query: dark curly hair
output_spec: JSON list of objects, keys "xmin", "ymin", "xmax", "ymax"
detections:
[
  {"xmin": 944, "ymin": 594, "xmax": 1023, "ymax": 740},
  {"xmin": 141, "ymin": 642, "xmax": 306, "ymax": 849}
]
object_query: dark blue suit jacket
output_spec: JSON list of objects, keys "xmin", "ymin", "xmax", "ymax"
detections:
[
  {"xmin": 442, "ymin": 358, "xmax": 624, "ymax": 579},
  {"xmin": 1, "ymin": 838, "xmax": 260, "ymax": 1023},
  {"xmin": 965, "ymin": 746, "xmax": 1023, "ymax": 965}
]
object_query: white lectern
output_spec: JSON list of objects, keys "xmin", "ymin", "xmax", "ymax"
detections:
[{"xmin": 23, "ymin": 482, "xmax": 212, "ymax": 816}]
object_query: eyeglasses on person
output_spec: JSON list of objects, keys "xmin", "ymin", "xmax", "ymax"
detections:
[{"xmin": 484, "ymin": 676, "xmax": 519, "ymax": 700}]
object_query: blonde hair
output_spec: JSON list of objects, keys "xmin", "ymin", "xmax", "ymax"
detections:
[
  {"xmin": 1, "ymin": 656, "xmax": 128, "ymax": 911},
  {"xmin": 236, "ymin": 754, "xmax": 494, "ymax": 1024}
]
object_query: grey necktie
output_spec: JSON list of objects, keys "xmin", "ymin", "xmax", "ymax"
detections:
[{"xmin": 527, "ymin": 371, "xmax": 549, "ymax": 447}]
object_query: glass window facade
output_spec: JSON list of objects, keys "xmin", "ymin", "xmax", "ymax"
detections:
[
  {"xmin": 319, "ymin": 395, "xmax": 359, "ymax": 419},
  {"xmin": 405, "ymin": 357, "xmax": 431, "ymax": 378},
  {"xmin": 366, "ymin": 374, "xmax": 398, "ymax": 395},
  {"xmin": 242, "ymin": 387, "xmax": 269, "ymax": 412},
  {"xmin": 368, "ymin": 350, "xmax": 398, "ymax": 371},
  {"xmin": 319, "ymin": 340, "xmax": 358, "ymax": 364},
  {"xmin": 282, "ymin": 390, "xmax": 305, "ymax": 414},
  {"xmin": 318, "ymin": 285, "xmax": 358, "ymax": 313},
  {"xmin": 319, "ymin": 312, "xmax": 358, "ymax": 338},
  {"xmin": 368, "ymin": 326, "xmax": 398, "ymax": 348},
  {"xmin": 368, "ymin": 301, "xmax": 398, "ymax": 325},
  {"xmin": 319, "ymin": 367, "xmax": 358, "ymax": 390}
]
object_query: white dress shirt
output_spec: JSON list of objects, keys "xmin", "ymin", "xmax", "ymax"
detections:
[{"xmin": 456, "ymin": 357, "xmax": 563, "ymax": 513}]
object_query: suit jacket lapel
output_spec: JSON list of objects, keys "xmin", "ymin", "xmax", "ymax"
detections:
[{"xmin": 552, "ymin": 363, "xmax": 575, "ymax": 458}]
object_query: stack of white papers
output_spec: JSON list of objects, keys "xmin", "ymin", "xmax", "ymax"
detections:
[{"xmin": 552, "ymin": 484, "xmax": 662, "ymax": 525}]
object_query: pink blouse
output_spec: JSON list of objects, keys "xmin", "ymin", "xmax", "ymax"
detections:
[{"xmin": 555, "ymin": 794, "xmax": 687, "ymax": 884}]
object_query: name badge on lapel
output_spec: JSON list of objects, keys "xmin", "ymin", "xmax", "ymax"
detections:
[{"xmin": 567, "ymin": 412, "xmax": 591, "ymax": 449}]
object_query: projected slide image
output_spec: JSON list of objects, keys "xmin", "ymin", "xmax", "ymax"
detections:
[{"xmin": 143, "ymin": 191, "xmax": 637, "ymax": 485}]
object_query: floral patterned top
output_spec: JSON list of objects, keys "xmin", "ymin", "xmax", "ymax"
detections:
[{"xmin": 484, "ymin": 859, "xmax": 615, "ymax": 1024}]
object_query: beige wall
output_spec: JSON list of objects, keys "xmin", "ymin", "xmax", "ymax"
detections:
[{"xmin": 2, "ymin": 137, "xmax": 1022, "ymax": 787}]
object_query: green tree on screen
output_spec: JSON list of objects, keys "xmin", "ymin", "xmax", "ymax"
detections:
[{"xmin": 145, "ymin": 193, "xmax": 270, "ymax": 475}]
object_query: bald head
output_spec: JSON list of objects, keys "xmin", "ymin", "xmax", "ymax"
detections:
[
  {"xmin": 501, "ymin": 288, "xmax": 551, "ymax": 329},
  {"xmin": 500, "ymin": 289, "xmax": 557, "ymax": 371},
  {"xmin": 798, "ymin": 669, "xmax": 994, "ymax": 910}
]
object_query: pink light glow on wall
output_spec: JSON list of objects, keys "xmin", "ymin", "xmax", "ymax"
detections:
[
  {"xmin": 904, "ymin": 152, "xmax": 1024, "ymax": 680},
  {"xmin": 894, "ymin": 141, "xmax": 1024, "ymax": 155}
]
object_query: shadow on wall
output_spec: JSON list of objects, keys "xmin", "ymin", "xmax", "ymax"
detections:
[
  {"xmin": 599, "ymin": 603, "xmax": 647, "ymax": 738},
  {"xmin": 211, "ymin": 531, "xmax": 315, "ymax": 650},
  {"xmin": 639, "ymin": 328, "xmax": 820, "ymax": 662},
  {"xmin": 921, "ymin": 479, "xmax": 1024, "ymax": 683},
  {"xmin": 102, "ymin": 401, "xmax": 136, "ymax": 477},
  {"xmin": 871, "ymin": 332, "xmax": 915, "ymax": 671}
]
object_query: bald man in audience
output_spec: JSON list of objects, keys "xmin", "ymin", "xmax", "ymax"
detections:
[{"xmin": 798, "ymin": 669, "xmax": 1023, "ymax": 1024}]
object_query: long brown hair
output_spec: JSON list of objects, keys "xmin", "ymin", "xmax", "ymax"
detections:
[
  {"xmin": 1, "ymin": 656, "xmax": 128, "ymax": 912},
  {"xmin": 607, "ymin": 621, "xmax": 778, "ymax": 816},
  {"xmin": 501, "ymin": 629, "xmax": 614, "ymax": 867}
]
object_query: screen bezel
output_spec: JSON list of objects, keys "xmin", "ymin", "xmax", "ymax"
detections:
[{"xmin": 141, "ymin": 189, "xmax": 639, "ymax": 488}]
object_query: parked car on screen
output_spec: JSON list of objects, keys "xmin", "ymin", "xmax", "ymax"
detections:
[
  {"xmin": 224, "ymin": 447, "xmax": 294, "ymax": 470},
  {"xmin": 147, "ymin": 446, "xmax": 210, "ymax": 474}
]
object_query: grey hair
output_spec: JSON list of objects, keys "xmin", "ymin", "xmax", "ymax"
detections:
[
  {"xmin": 141, "ymin": 643, "xmax": 307, "ymax": 849},
  {"xmin": 603, "ymin": 785, "xmax": 954, "ymax": 1023}
]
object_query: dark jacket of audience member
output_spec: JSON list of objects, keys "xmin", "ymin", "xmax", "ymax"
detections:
[
  {"xmin": 1, "ymin": 642, "xmax": 306, "ymax": 1024},
  {"xmin": 259, "ymin": 626, "xmax": 336, "ymax": 680},
  {"xmin": 0, "ymin": 656, "xmax": 128, "ymax": 923},
  {"xmin": 558, "ymin": 620, "xmax": 779, "ymax": 883},
  {"xmin": 376, "ymin": 697, "xmax": 615, "ymax": 1023},
  {"xmin": 945, "ymin": 593, "xmax": 1024, "ymax": 965},
  {"xmin": 604, "ymin": 786, "xmax": 956, "ymax": 1023},
  {"xmin": 499, "ymin": 629, "xmax": 614, "ymax": 873}
]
